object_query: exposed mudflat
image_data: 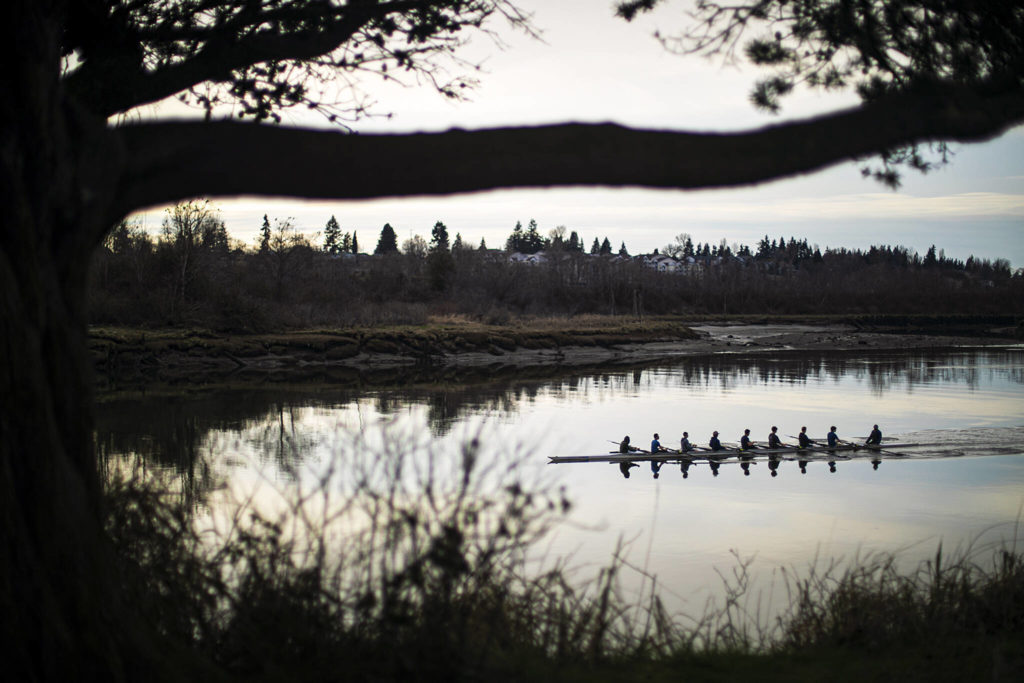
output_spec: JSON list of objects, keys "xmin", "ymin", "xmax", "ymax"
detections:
[{"xmin": 90, "ymin": 321, "xmax": 1019, "ymax": 386}]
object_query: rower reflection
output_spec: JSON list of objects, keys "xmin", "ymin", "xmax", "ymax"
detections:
[
  {"xmin": 680, "ymin": 459, "xmax": 691, "ymax": 478},
  {"xmin": 872, "ymin": 458, "xmax": 882, "ymax": 470},
  {"xmin": 828, "ymin": 460, "xmax": 837, "ymax": 473},
  {"xmin": 798, "ymin": 459, "xmax": 808, "ymax": 474},
  {"xmin": 739, "ymin": 449, "xmax": 754, "ymax": 476},
  {"xmin": 651, "ymin": 460, "xmax": 662, "ymax": 479},
  {"xmin": 768, "ymin": 456, "xmax": 780, "ymax": 477},
  {"xmin": 709, "ymin": 460, "xmax": 721, "ymax": 476},
  {"xmin": 619, "ymin": 461, "xmax": 639, "ymax": 478}
]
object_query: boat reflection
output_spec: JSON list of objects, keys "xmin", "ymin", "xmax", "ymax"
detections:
[{"xmin": 95, "ymin": 349, "xmax": 1024, "ymax": 501}]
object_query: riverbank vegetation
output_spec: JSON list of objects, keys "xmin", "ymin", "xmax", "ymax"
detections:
[
  {"xmin": 90, "ymin": 208, "xmax": 1023, "ymax": 333},
  {"xmin": 101, "ymin": 432, "xmax": 1024, "ymax": 682}
]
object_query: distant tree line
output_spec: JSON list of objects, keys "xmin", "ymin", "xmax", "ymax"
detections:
[{"xmin": 89, "ymin": 203, "xmax": 1023, "ymax": 330}]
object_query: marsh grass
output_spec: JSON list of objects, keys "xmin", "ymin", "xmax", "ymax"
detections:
[{"xmin": 103, "ymin": 434, "xmax": 1024, "ymax": 681}]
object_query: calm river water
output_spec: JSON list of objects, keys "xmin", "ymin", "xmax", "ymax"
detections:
[{"xmin": 97, "ymin": 347, "xmax": 1024, "ymax": 618}]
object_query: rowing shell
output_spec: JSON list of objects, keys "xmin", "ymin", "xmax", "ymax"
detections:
[{"xmin": 549, "ymin": 443, "xmax": 918, "ymax": 464}]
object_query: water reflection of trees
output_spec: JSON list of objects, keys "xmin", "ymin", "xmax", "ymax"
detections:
[{"xmin": 96, "ymin": 350, "xmax": 1022, "ymax": 502}]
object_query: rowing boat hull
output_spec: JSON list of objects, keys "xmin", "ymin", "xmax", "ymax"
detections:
[{"xmin": 549, "ymin": 443, "xmax": 917, "ymax": 464}]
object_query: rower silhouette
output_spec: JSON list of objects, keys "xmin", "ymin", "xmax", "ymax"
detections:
[
  {"xmin": 619, "ymin": 461, "xmax": 639, "ymax": 478},
  {"xmin": 680, "ymin": 459, "xmax": 691, "ymax": 478}
]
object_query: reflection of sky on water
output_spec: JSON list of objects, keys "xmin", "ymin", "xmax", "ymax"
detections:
[{"xmin": 98, "ymin": 349, "xmax": 1024, "ymax": 618}]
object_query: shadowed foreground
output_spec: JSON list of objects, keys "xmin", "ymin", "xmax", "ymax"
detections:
[{"xmin": 99, "ymin": 433, "xmax": 1024, "ymax": 682}]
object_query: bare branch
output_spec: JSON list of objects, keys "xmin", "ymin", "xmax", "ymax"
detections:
[{"xmin": 113, "ymin": 79, "xmax": 1024, "ymax": 218}]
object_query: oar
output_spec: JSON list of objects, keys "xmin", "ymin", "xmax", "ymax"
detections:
[{"xmin": 848, "ymin": 438, "xmax": 905, "ymax": 457}]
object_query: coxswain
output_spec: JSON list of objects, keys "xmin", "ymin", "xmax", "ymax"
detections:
[
  {"xmin": 798, "ymin": 426, "xmax": 814, "ymax": 449},
  {"xmin": 651, "ymin": 433, "xmax": 666, "ymax": 453},
  {"xmin": 709, "ymin": 431, "xmax": 724, "ymax": 451},
  {"xmin": 740, "ymin": 428, "xmax": 755, "ymax": 450},
  {"xmin": 827, "ymin": 426, "xmax": 839, "ymax": 449},
  {"xmin": 865, "ymin": 424, "xmax": 882, "ymax": 446},
  {"xmin": 768, "ymin": 426, "xmax": 783, "ymax": 449},
  {"xmin": 680, "ymin": 432, "xmax": 693, "ymax": 453}
]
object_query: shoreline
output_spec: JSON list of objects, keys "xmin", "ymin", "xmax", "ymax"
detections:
[{"xmin": 90, "ymin": 318, "xmax": 1021, "ymax": 387}]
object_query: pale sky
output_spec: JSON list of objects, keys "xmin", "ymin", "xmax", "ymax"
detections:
[{"xmin": 133, "ymin": 0, "xmax": 1024, "ymax": 266}]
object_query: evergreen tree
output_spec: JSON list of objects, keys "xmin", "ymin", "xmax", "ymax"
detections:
[
  {"xmin": 505, "ymin": 221, "xmax": 524, "ymax": 252},
  {"xmin": 684, "ymin": 236, "xmax": 694, "ymax": 257},
  {"xmin": 340, "ymin": 232, "xmax": 352, "ymax": 253},
  {"xmin": 452, "ymin": 232, "xmax": 464, "ymax": 253},
  {"xmin": 323, "ymin": 215, "xmax": 341, "ymax": 254},
  {"xmin": 259, "ymin": 214, "xmax": 272, "ymax": 253},
  {"xmin": 374, "ymin": 223, "xmax": 399, "ymax": 255},
  {"xmin": 619, "ymin": 241, "xmax": 629, "ymax": 256},
  {"xmin": 522, "ymin": 219, "xmax": 545, "ymax": 254},
  {"xmin": 427, "ymin": 221, "xmax": 454, "ymax": 290},
  {"xmin": 201, "ymin": 219, "xmax": 229, "ymax": 253},
  {"xmin": 590, "ymin": 237, "xmax": 600, "ymax": 255},
  {"xmin": 599, "ymin": 237, "xmax": 612, "ymax": 255},
  {"xmin": 479, "ymin": 237, "xmax": 487, "ymax": 250},
  {"xmin": 430, "ymin": 221, "xmax": 450, "ymax": 252},
  {"xmin": 351, "ymin": 231, "xmax": 358, "ymax": 254},
  {"xmin": 568, "ymin": 230, "xmax": 581, "ymax": 252}
]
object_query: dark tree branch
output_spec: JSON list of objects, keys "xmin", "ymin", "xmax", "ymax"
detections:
[
  {"xmin": 113, "ymin": 80, "xmax": 1024, "ymax": 220},
  {"xmin": 65, "ymin": 1, "xmax": 438, "ymax": 115},
  {"xmin": 67, "ymin": 16, "xmax": 367, "ymax": 115}
]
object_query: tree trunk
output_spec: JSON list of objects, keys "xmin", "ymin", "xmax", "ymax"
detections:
[{"xmin": 0, "ymin": 5, "xmax": 201, "ymax": 679}]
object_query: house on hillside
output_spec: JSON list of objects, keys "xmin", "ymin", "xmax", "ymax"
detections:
[
  {"xmin": 509, "ymin": 251, "xmax": 548, "ymax": 265},
  {"xmin": 642, "ymin": 253, "xmax": 681, "ymax": 273}
]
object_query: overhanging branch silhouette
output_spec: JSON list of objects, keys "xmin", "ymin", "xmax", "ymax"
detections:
[{"xmin": 115, "ymin": 80, "xmax": 1024, "ymax": 216}]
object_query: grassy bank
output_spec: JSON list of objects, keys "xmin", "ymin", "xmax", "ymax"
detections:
[{"xmin": 102, "ymin": 432, "xmax": 1024, "ymax": 682}]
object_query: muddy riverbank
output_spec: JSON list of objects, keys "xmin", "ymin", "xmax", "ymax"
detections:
[{"xmin": 90, "ymin": 316, "xmax": 1021, "ymax": 387}]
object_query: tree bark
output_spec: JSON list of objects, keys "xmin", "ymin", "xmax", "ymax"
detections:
[{"xmin": 0, "ymin": 4, "xmax": 198, "ymax": 679}]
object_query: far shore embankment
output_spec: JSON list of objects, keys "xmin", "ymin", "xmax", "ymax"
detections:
[{"xmin": 90, "ymin": 314, "xmax": 1023, "ymax": 387}]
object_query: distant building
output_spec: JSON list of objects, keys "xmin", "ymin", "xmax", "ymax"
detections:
[
  {"xmin": 509, "ymin": 251, "xmax": 548, "ymax": 265},
  {"xmin": 642, "ymin": 253, "xmax": 681, "ymax": 273}
]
